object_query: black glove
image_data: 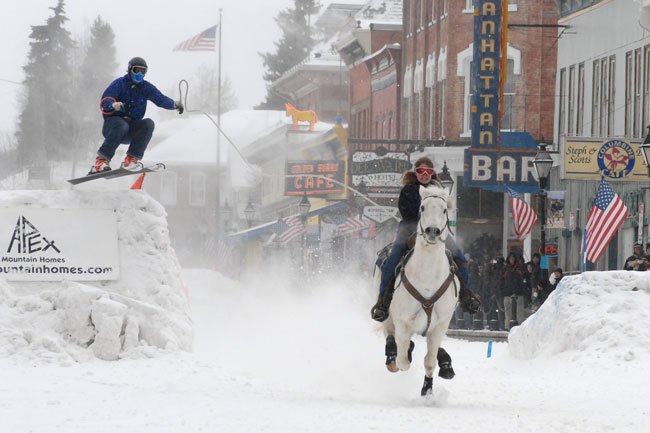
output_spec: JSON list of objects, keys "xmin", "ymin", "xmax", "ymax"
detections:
[{"xmin": 174, "ymin": 100, "xmax": 184, "ymax": 115}]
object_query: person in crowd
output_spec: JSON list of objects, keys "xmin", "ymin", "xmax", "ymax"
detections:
[
  {"xmin": 477, "ymin": 262, "xmax": 491, "ymax": 329},
  {"xmin": 529, "ymin": 253, "xmax": 543, "ymax": 310},
  {"xmin": 523, "ymin": 261, "xmax": 534, "ymax": 310},
  {"xmin": 90, "ymin": 57, "xmax": 184, "ymax": 174},
  {"xmin": 547, "ymin": 267, "xmax": 563, "ymax": 298},
  {"xmin": 641, "ymin": 243, "xmax": 650, "ymax": 271},
  {"xmin": 488, "ymin": 256, "xmax": 506, "ymax": 330},
  {"xmin": 624, "ymin": 243, "xmax": 645, "ymax": 271},
  {"xmin": 502, "ymin": 252, "xmax": 526, "ymax": 330}
]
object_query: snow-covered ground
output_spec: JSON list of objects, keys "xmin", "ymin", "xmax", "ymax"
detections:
[
  {"xmin": 0, "ymin": 190, "xmax": 648, "ymax": 432},
  {"xmin": 1, "ymin": 266, "xmax": 650, "ymax": 432}
]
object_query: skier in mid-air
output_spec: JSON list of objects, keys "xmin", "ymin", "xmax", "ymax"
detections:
[{"xmin": 90, "ymin": 56, "xmax": 184, "ymax": 174}]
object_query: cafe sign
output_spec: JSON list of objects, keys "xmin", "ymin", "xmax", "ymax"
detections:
[{"xmin": 285, "ymin": 161, "xmax": 345, "ymax": 196}]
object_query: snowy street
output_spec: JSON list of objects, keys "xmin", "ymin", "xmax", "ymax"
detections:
[{"xmin": 2, "ymin": 269, "xmax": 648, "ymax": 433}]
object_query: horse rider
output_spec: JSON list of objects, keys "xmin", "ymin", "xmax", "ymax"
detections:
[{"xmin": 371, "ymin": 157, "xmax": 481, "ymax": 378}]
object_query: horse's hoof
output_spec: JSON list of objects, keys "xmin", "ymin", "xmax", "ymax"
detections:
[
  {"xmin": 438, "ymin": 362, "xmax": 455, "ymax": 380},
  {"xmin": 421, "ymin": 376, "xmax": 433, "ymax": 397},
  {"xmin": 386, "ymin": 361, "xmax": 398, "ymax": 373},
  {"xmin": 396, "ymin": 358, "xmax": 411, "ymax": 371}
]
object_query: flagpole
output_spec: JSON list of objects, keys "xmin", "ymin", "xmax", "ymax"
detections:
[{"xmin": 216, "ymin": 8, "xmax": 223, "ymax": 253}]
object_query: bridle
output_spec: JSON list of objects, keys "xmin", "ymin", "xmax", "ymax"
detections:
[{"xmin": 417, "ymin": 195, "xmax": 455, "ymax": 243}]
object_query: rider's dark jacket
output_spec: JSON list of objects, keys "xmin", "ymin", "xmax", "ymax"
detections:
[{"xmin": 397, "ymin": 171, "xmax": 442, "ymax": 233}]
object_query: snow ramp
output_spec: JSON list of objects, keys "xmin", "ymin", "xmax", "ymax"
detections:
[
  {"xmin": 509, "ymin": 271, "xmax": 650, "ymax": 362},
  {"xmin": 0, "ymin": 190, "xmax": 193, "ymax": 362}
]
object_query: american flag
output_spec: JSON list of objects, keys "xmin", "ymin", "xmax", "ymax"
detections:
[
  {"xmin": 507, "ymin": 187, "xmax": 538, "ymax": 240},
  {"xmin": 173, "ymin": 25, "xmax": 217, "ymax": 51},
  {"xmin": 338, "ymin": 216, "xmax": 373, "ymax": 234},
  {"xmin": 585, "ymin": 179, "xmax": 628, "ymax": 263},
  {"xmin": 273, "ymin": 215, "xmax": 306, "ymax": 244}
]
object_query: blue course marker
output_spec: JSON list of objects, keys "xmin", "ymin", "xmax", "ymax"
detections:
[{"xmin": 487, "ymin": 340, "xmax": 493, "ymax": 358}]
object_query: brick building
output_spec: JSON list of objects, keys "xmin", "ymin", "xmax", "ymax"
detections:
[{"xmin": 399, "ymin": 0, "xmax": 559, "ymax": 252}]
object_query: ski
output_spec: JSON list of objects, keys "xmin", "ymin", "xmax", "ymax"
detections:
[{"xmin": 67, "ymin": 163, "xmax": 166, "ymax": 185}]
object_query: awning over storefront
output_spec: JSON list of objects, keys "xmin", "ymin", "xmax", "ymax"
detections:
[{"xmin": 227, "ymin": 200, "xmax": 348, "ymax": 245}]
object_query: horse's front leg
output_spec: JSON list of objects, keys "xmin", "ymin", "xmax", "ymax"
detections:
[
  {"xmin": 421, "ymin": 323, "xmax": 447, "ymax": 396},
  {"xmin": 394, "ymin": 324, "xmax": 413, "ymax": 371}
]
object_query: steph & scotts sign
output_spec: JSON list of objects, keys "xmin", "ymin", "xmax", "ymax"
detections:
[
  {"xmin": 0, "ymin": 208, "xmax": 119, "ymax": 281},
  {"xmin": 564, "ymin": 137, "xmax": 648, "ymax": 180},
  {"xmin": 285, "ymin": 161, "xmax": 345, "ymax": 196}
]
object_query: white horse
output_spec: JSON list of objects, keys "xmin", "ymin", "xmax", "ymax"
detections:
[{"xmin": 376, "ymin": 183, "xmax": 459, "ymax": 396}]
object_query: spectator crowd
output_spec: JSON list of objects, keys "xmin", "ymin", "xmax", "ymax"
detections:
[{"xmin": 452, "ymin": 251, "xmax": 563, "ymax": 332}]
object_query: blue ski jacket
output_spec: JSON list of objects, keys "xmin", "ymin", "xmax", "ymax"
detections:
[{"xmin": 100, "ymin": 74, "xmax": 174, "ymax": 120}]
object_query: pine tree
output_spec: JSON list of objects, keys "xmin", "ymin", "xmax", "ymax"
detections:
[
  {"xmin": 256, "ymin": 0, "xmax": 321, "ymax": 109},
  {"xmin": 15, "ymin": 0, "xmax": 75, "ymax": 166},
  {"xmin": 190, "ymin": 65, "xmax": 238, "ymax": 115},
  {"xmin": 72, "ymin": 16, "xmax": 118, "ymax": 159}
]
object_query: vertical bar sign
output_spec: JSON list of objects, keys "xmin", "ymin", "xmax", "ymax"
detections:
[{"xmin": 472, "ymin": 0, "xmax": 502, "ymax": 150}]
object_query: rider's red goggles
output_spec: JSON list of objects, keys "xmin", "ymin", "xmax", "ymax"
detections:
[{"xmin": 414, "ymin": 167, "xmax": 434, "ymax": 175}]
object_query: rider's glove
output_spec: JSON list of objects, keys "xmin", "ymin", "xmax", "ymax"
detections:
[
  {"xmin": 174, "ymin": 100, "xmax": 184, "ymax": 115},
  {"xmin": 112, "ymin": 101, "xmax": 124, "ymax": 112}
]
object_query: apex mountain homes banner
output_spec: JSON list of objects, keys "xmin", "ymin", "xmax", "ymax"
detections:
[{"xmin": 0, "ymin": 208, "xmax": 119, "ymax": 281}]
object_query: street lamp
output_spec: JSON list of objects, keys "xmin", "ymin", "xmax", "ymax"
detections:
[
  {"xmin": 640, "ymin": 126, "xmax": 650, "ymax": 176},
  {"xmin": 299, "ymin": 193, "xmax": 311, "ymax": 218},
  {"xmin": 438, "ymin": 161, "xmax": 454, "ymax": 193},
  {"xmin": 244, "ymin": 200, "xmax": 255, "ymax": 227},
  {"xmin": 533, "ymin": 144, "xmax": 554, "ymax": 279},
  {"xmin": 298, "ymin": 193, "xmax": 311, "ymax": 273}
]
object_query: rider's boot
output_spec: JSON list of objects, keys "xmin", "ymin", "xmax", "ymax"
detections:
[
  {"xmin": 459, "ymin": 286, "xmax": 482, "ymax": 314},
  {"xmin": 371, "ymin": 276, "xmax": 396, "ymax": 322}
]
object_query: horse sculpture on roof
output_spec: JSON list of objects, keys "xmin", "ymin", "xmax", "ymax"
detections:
[
  {"xmin": 375, "ymin": 183, "xmax": 460, "ymax": 396},
  {"xmin": 285, "ymin": 103, "xmax": 318, "ymax": 131}
]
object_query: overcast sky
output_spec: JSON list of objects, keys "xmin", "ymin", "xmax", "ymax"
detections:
[{"xmin": 0, "ymin": 0, "xmax": 337, "ymax": 133}]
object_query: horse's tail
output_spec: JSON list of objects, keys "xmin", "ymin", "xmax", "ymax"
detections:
[{"xmin": 313, "ymin": 111, "xmax": 318, "ymax": 123}]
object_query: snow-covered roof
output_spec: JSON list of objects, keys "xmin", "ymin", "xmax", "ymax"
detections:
[
  {"xmin": 355, "ymin": 0, "xmax": 403, "ymax": 28},
  {"xmin": 147, "ymin": 110, "xmax": 287, "ymax": 165}
]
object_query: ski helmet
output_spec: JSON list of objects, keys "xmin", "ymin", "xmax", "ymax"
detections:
[
  {"xmin": 128, "ymin": 57, "xmax": 147, "ymax": 83},
  {"xmin": 127, "ymin": 57, "xmax": 148, "ymax": 73}
]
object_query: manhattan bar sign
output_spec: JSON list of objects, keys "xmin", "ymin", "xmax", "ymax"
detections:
[
  {"xmin": 463, "ymin": 1, "xmax": 540, "ymax": 193},
  {"xmin": 471, "ymin": 0, "xmax": 502, "ymax": 150}
]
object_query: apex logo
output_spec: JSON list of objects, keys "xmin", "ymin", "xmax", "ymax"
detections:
[{"xmin": 6, "ymin": 216, "xmax": 61, "ymax": 254}]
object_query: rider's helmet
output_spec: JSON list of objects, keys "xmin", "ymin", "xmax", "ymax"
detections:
[{"xmin": 127, "ymin": 57, "xmax": 148, "ymax": 83}]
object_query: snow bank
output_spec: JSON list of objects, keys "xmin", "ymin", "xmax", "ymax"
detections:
[
  {"xmin": 509, "ymin": 271, "xmax": 650, "ymax": 362},
  {"xmin": 0, "ymin": 190, "xmax": 193, "ymax": 363}
]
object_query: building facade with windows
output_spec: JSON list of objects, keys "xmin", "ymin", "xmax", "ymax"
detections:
[{"xmin": 555, "ymin": 0, "xmax": 650, "ymax": 272}]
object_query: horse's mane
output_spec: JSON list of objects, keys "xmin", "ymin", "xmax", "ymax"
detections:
[{"xmin": 420, "ymin": 182, "xmax": 449, "ymax": 200}]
